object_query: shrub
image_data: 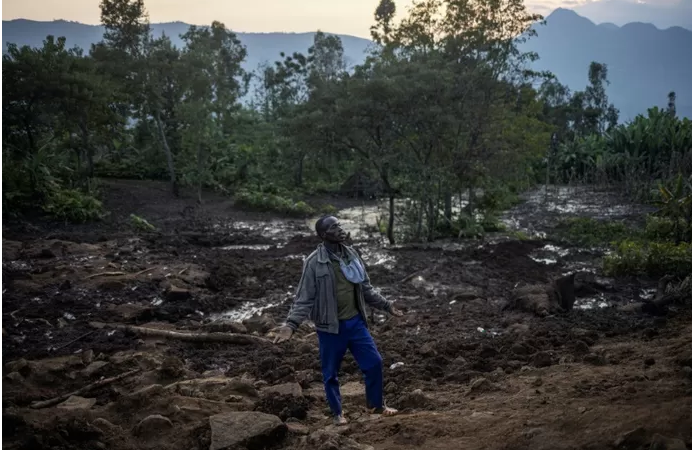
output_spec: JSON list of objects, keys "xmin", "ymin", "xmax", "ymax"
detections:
[
  {"xmin": 42, "ymin": 189, "xmax": 105, "ymax": 223},
  {"xmin": 604, "ymin": 240, "xmax": 692, "ymax": 277},
  {"xmin": 234, "ymin": 190, "xmax": 316, "ymax": 217},
  {"xmin": 554, "ymin": 217, "xmax": 634, "ymax": 247},
  {"xmin": 130, "ymin": 214, "xmax": 157, "ymax": 232}
]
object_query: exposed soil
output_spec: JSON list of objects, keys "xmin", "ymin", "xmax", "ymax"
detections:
[{"xmin": 3, "ymin": 179, "xmax": 691, "ymax": 450}]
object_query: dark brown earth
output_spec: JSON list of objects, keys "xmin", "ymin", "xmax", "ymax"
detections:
[{"xmin": 3, "ymin": 180, "xmax": 691, "ymax": 450}]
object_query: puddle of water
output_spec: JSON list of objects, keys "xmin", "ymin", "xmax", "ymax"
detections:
[
  {"xmin": 574, "ymin": 293, "xmax": 610, "ymax": 310},
  {"xmin": 208, "ymin": 300, "xmax": 280, "ymax": 322}
]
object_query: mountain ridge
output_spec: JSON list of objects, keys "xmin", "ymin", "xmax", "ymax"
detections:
[{"xmin": 3, "ymin": 10, "xmax": 691, "ymax": 120}]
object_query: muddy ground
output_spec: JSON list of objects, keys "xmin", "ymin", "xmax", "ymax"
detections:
[{"xmin": 2, "ymin": 180, "xmax": 691, "ymax": 450}]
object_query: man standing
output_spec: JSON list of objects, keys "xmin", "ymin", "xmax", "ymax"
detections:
[{"xmin": 273, "ymin": 215, "xmax": 402, "ymax": 425}]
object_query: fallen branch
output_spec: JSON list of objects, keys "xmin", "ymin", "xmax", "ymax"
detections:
[
  {"xmin": 133, "ymin": 267, "xmax": 156, "ymax": 277},
  {"xmin": 89, "ymin": 323, "xmax": 270, "ymax": 346},
  {"xmin": 86, "ymin": 271, "xmax": 126, "ymax": 279},
  {"xmin": 30, "ymin": 369, "xmax": 140, "ymax": 409},
  {"xmin": 52, "ymin": 330, "xmax": 95, "ymax": 351}
]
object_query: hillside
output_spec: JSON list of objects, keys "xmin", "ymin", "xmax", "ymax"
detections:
[{"xmin": 3, "ymin": 11, "xmax": 691, "ymax": 120}]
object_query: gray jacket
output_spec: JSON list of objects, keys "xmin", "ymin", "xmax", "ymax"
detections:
[{"xmin": 285, "ymin": 244, "xmax": 392, "ymax": 334}]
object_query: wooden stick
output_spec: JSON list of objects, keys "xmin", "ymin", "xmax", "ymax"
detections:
[
  {"xmin": 132, "ymin": 267, "xmax": 156, "ymax": 277},
  {"xmin": 86, "ymin": 271, "xmax": 126, "ymax": 279},
  {"xmin": 89, "ymin": 323, "xmax": 270, "ymax": 346},
  {"xmin": 30, "ymin": 369, "xmax": 140, "ymax": 409},
  {"xmin": 52, "ymin": 330, "xmax": 95, "ymax": 351}
]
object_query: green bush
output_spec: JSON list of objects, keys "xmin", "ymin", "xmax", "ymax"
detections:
[
  {"xmin": 129, "ymin": 214, "xmax": 157, "ymax": 232},
  {"xmin": 554, "ymin": 217, "xmax": 634, "ymax": 247},
  {"xmin": 234, "ymin": 190, "xmax": 316, "ymax": 217},
  {"xmin": 604, "ymin": 240, "xmax": 692, "ymax": 277},
  {"xmin": 42, "ymin": 189, "xmax": 105, "ymax": 223},
  {"xmin": 644, "ymin": 216, "xmax": 685, "ymax": 241}
]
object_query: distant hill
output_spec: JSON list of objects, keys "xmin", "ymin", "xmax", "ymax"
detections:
[
  {"xmin": 522, "ymin": 8, "xmax": 692, "ymax": 121},
  {"xmin": 3, "ymin": 11, "xmax": 691, "ymax": 120}
]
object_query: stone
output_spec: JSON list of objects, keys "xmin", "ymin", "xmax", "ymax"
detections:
[
  {"xmin": 309, "ymin": 429, "xmax": 374, "ymax": 450},
  {"xmin": 419, "ymin": 342, "xmax": 437, "ymax": 357},
  {"xmin": 81, "ymin": 349, "xmax": 94, "ymax": 365},
  {"xmin": 262, "ymin": 383, "xmax": 303, "ymax": 398},
  {"xmin": 532, "ymin": 351, "xmax": 553, "ymax": 368},
  {"xmin": 165, "ymin": 285, "xmax": 191, "ymax": 302},
  {"xmin": 133, "ymin": 414, "xmax": 173, "ymax": 438},
  {"xmin": 82, "ymin": 361, "xmax": 109, "ymax": 377},
  {"xmin": 397, "ymin": 388, "xmax": 430, "ymax": 409},
  {"xmin": 4, "ymin": 372, "xmax": 24, "ymax": 383},
  {"xmin": 286, "ymin": 422, "xmax": 310, "ymax": 435},
  {"xmin": 384, "ymin": 382, "xmax": 398, "ymax": 394},
  {"xmin": 92, "ymin": 418, "xmax": 120, "ymax": 432},
  {"xmin": 649, "ymin": 434, "xmax": 688, "ymax": 450},
  {"xmin": 209, "ymin": 412, "xmax": 287, "ymax": 450},
  {"xmin": 613, "ymin": 427, "xmax": 647, "ymax": 449},
  {"xmin": 57, "ymin": 395, "xmax": 97, "ymax": 411},
  {"xmin": 159, "ymin": 355, "xmax": 185, "ymax": 379},
  {"xmin": 243, "ymin": 314, "xmax": 277, "ymax": 335},
  {"xmin": 5, "ymin": 358, "xmax": 30, "ymax": 375}
]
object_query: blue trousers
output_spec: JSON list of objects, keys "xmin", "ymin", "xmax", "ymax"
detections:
[{"xmin": 317, "ymin": 315, "xmax": 384, "ymax": 416}]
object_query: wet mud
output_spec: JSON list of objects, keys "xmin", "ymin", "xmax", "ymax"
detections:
[{"xmin": 2, "ymin": 180, "xmax": 691, "ymax": 450}]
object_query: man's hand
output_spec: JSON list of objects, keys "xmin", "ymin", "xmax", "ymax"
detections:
[
  {"xmin": 273, "ymin": 326, "xmax": 294, "ymax": 344},
  {"xmin": 389, "ymin": 306, "xmax": 404, "ymax": 317}
]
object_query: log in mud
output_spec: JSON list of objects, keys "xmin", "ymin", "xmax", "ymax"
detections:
[{"xmin": 2, "ymin": 180, "xmax": 691, "ymax": 450}]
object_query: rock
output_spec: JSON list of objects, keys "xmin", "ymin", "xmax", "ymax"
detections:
[
  {"xmin": 204, "ymin": 320, "xmax": 248, "ymax": 334},
  {"xmin": 614, "ymin": 427, "xmax": 647, "ymax": 449},
  {"xmin": 91, "ymin": 418, "xmax": 120, "ymax": 432},
  {"xmin": 82, "ymin": 349, "xmax": 94, "ymax": 365},
  {"xmin": 649, "ymin": 434, "xmax": 688, "ymax": 450},
  {"xmin": 397, "ymin": 388, "xmax": 430, "ymax": 409},
  {"xmin": 419, "ymin": 342, "xmax": 437, "ymax": 357},
  {"xmin": 209, "ymin": 412, "xmax": 287, "ymax": 450},
  {"xmin": 166, "ymin": 285, "xmax": 191, "ymax": 302},
  {"xmin": 243, "ymin": 314, "xmax": 277, "ymax": 335},
  {"xmin": 4, "ymin": 372, "xmax": 24, "ymax": 383},
  {"xmin": 531, "ymin": 377, "xmax": 543, "ymax": 387},
  {"xmin": 5, "ymin": 358, "xmax": 30, "ymax": 375},
  {"xmin": 262, "ymin": 383, "xmax": 302, "ymax": 398},
  {"xmin": 286, "ymin": 422, "xmax": 310, "ymax": 435},
  {"xmin": 133, "ymin": 414, "xmax": 173, "ymax": 438},
  {"xmin": 159, "ymin": 355, "xmax": 185, "ymax": 379},
  {"xmin": 583, "ymin": 353, "xmax": 607, "ymax": 366},
  {"xmin": 469, "ymin": 377, "xmax": 498, "ymax": 394},
  {"xmin": 57, "ymin": 395, "xmax": 97, "ymax": 411},
  {"xmin": 167, "ymin": 377, "xmax": 258, "ymax": 401},
  {"xmin": 82, "ymin": 361, "xmax": 109, "ymax": 377},
  {"xmin": 532, "ymin": 351, "xmax": 553, "ymax": 368},
  {"xmin": 57, "ymin": 318, "xmax": 69, "ymax": 329},
  {"xmin": 295, "ymin": 370, "xmax": 320, "ymax": 388},
  {"xmin": 309, "ymin": 429, "xmax": 374, "ymax": 450},
  {"xmin": 681, "ymin": 366, "xmax": 692, "ymax": 380}
]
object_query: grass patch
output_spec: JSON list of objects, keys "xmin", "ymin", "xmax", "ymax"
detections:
[{"xmin": 43, "ymin": 189, "xmax": 105, "ymax": 223}]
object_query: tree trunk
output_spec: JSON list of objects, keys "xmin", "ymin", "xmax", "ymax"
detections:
[
  {"xmin": 154, "ymin": 110, "xmax": 178, "ymax": 197},
  {"xmin": 444, "ymin": 191, "xmax": 453, "ymax": 223},
  {"xmin": 387, "ymin": 193, "xmax": 396, "ymax": 245},
  {"xmin": 79, "ymin": 119, "xmax": 93, "ymax": 178},
  {"xmin": 295, "ymin": 153, "xmax": 305, "ymax": 187},
  {"xmin": 197, "ymin": 143, "xmax": 204, "ymax": 204},
  {"xmin": 427, "ymin": 199, "xmax": 435, "ymax": 242}
]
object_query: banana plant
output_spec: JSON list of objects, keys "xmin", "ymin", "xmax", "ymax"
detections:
[{"xmin": 656, "ymin": 173, "xmax": 692, "ymax": 243}]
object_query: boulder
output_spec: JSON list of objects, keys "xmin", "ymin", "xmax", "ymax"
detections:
[
  {"xmin": 165, "ymin": 285, "xmax": 191, "ymax": 302},
  {"xmin": 134, "ymin": 414, "xmax": 173, "ymax": 438},
  {"xmin": 209, "ymin": 412, "xmax": 286, "ymax": 450},
  {"xmin": 262, "ymin": 383, "xmax": 302, "ymax": 398},
  {"xmin": 57, "ymin": 395, "xmax": 97, "ymax": 411}
]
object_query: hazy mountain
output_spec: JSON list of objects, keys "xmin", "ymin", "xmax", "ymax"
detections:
[
  {"xmin": 574, "ymin": 0, "xmax": 692, "ymax": 32},
  {"xmin": 3, "ymin": 11, "xmax": 691, "ymax": 120},
  {"xmin": 522, "ymin": 8, "xmax": 692, "ymax": 120}
]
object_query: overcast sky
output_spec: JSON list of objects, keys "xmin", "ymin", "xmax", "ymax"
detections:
[{"xmin": 3, "ymin": 0, "xmax": 691, "ymax": 36}]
